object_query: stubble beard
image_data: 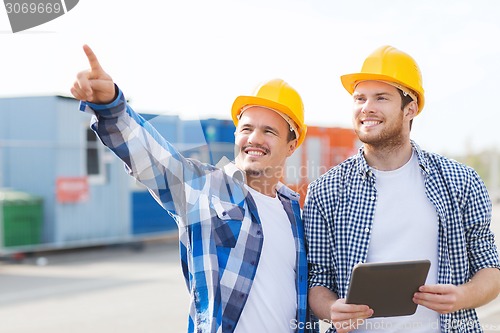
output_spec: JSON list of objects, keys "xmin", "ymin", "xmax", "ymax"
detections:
[{"xmin": 356, "ymin": 118, "xmax": 406, "ymax": 152}]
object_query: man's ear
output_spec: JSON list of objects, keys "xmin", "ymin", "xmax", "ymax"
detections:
[
  {"xmin": 287, "ymin": 139, "xmax": 298, "ymax": 157},
  {"xmin": 405, "ymin": 100, "xmax": 418, "ymax": 120}
]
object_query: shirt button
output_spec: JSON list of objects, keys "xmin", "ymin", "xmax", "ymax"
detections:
[
  {"xmin": 256, "ymin": 230, "xmax": 262, "ymax": 235},
  {"xmin": 364, "ymin": 227, "xmax": 370, "ymax": 233}
]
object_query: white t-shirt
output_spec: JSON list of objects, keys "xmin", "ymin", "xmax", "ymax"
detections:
[
  {"xmin": 357, "ymin": 152, "xmax": 440, "ymax": 332},
  {"xmin": 234, "ymin": 185, "xmax": 297, "ymax": 333}
]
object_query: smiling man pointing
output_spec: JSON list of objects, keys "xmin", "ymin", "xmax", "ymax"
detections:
[{"xmin": 71, "ymin": 45, "xmax": 317, "ymax": 333}]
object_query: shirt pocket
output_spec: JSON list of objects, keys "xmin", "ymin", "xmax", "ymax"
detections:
[{"xmin": 211, "ymin": 197, "xmax": 245, "ymax": 248}]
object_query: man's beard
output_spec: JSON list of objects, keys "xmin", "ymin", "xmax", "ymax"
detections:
[
  {"xmin": 356, "ymin": 127, "xmax": 405, "ymax": 150},
  {"xmin": 356, "ymin": 114, "xmax": 406, "ymax": 150}
]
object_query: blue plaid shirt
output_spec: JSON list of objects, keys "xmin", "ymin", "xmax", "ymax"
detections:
[
  {"xmin": 304, "ymin": 141, "xmax": 500, "ymax": 333},
  {"xmin": 80, "ymin": 88, "xmax": 315, "ymax": 333}
]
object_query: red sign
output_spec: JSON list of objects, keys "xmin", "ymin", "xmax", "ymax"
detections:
[{"xmin": 56, "ymin": 177, "xmax": 89, "ymax": 203}]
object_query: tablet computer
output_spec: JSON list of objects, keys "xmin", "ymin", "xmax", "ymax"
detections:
[{"xmin": 345, "ymin": 260, "xmax": 431, "ymax": 318}]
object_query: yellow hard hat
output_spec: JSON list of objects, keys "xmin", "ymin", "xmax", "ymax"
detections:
[
  {"xmin": 231, "ymin": 78, "xmax": 307, "ymax": 147},
  {"xmin": 341, "ymin": 45, "xmax": 425, "ymax": 114}
]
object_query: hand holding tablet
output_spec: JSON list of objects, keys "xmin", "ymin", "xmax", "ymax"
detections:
[{"xmin": 346, "ymin": 260, "xmax": 431, "ymax": 318}]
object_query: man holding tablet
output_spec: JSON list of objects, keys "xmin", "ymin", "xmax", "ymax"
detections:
[{"xmin": 304, "ymin": 45, "xmax": 500, "ymax": 332}]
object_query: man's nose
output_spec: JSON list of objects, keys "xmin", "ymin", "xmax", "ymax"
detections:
[
  {"xmin": 360, "ymin": 98, "xmax": 376, "ymax": 114},
  {"xmin": 248, "ymin": 129, "xmax": 265, "ymax": 144}
]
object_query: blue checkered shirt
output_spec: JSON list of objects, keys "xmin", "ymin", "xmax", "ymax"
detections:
[
  {"xmin": 304, "ymin": 141, "xmax": 500, "ymax": 333},
  {"xmin": 79, "ymin": 87, "xmax": 315, "ymax": 333}
]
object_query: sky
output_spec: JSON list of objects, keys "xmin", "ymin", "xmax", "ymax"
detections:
[{"xmin": 1, "ymin": 0, "xmax": 500, "ymax": 156}]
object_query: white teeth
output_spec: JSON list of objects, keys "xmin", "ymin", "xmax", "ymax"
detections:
[
  {"xmin": 247, "ymin": 151, "xmax": 264, "ymax": 156},
  {"xmin": 363, "ymin": 121, "xmax": 380, "ymax": 126}
]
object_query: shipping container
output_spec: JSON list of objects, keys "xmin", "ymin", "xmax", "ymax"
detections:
[
  {"xmin": 181, "ymin": 119, "xmax": 235, "ymax": 164},
  {"xmin": 131, "ymin": 191, "xmax": 177, "ymax": 235},
  {"xmin": 284, "ymin": 126, "xmax": 360, "ymax": 206}
]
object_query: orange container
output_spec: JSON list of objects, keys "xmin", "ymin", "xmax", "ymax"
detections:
[{"xmin": 284, "ymin": 126, "xmax": 359, "ymax": 207}]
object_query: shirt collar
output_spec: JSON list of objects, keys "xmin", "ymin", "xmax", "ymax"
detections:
[
  {"xmin": 411, "ymin": 140, "xmax": 431, "ymax": 175},
  {"xmin": 216, "ymin": 156, "xmax": 246, "ymax": 184},
  {"xmin": 356, "ymin": 140, "xmax": 430, "ymax": 178},
  {"xmin": 276, "ymin": 181, "xmax": 301, "ymax": 201}
]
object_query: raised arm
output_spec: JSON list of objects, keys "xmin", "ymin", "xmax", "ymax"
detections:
[{"xmin": 70, "ymin": 45, "xmax": 210, "ymax": 224}]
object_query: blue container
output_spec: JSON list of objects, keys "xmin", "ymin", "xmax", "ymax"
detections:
[
  {"xmin": 202, "ymin": 119, "xmax": 236, "ymax": 164},
  {"xmin": 131, "ymin": 191, "xmax": 177, "ymax": 235},
  {"xmin": 179, "ymin": 119, "xmax": 236, "ymax": 164},
  {"xmin": 200, "ymin": 119, "xmax": 235, "ymax": 143},
  {"xmin": 140, "ymin": 113, "xmax": 180, "ymax": 143}
]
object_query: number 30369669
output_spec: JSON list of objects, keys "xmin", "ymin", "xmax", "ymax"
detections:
[{"xmin": 5, "ymin": 2, "xmax": 62, "ymax": 14}]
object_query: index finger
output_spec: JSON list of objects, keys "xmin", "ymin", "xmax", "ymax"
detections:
[
  {"xmin": 418, "ymin": 284, "xmax": 452, "ymax": 294},
  {"xmin": 82, "ymin": 44, "xmax": 102, "ymax": 71}
]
